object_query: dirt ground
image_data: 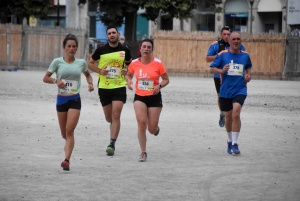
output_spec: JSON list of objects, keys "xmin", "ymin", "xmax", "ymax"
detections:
[{"xmin": 0, "ymin": 70, "xmax": 300, "ymax": 201}]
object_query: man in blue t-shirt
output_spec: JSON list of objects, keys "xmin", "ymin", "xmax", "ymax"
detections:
[
  {"xmin": 210, "ymin": 32, "xmax": 252, "ymax": 155},
  {"xmin": 206, "ymin": 26, "xmax": 245, "ymax": 128}
]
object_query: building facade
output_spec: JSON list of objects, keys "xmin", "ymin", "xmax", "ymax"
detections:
[{"xmin": 150, "ymin": 0, "xmax": 288, "ymax": 36}]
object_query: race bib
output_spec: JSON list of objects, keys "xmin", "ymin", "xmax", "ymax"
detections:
[
  {"xmin": 60, "ymin": 80, "xmax": 78, "ymax": 93},
  {"xmin": 106, "ymin": 66, "xmax": 120, "ymax": 79},
  {"xmin": 228, "ymin": 64, "xmax": 244, "ymax": 76},
  {"xmin": 138, "ymin": 80, "xmax": 154, "ymax": 91}
]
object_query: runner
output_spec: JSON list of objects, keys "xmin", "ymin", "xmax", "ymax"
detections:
[
  {"xmin": 210, "ymin": 32, "xmax": 252, "ymax": 154},
  {"xmin": 88, "ymin": 26, "xmax": 132, "ymax": 156},
  {"xmin": 126, "ymin": 38, "xmax": 170, "ymax": 162},
  {"xmin": 206, "ymin": 26, "xmax": 245, "ymax": 128},
  {"xmin": 43, "ymin": 34, "xmax": 94, "ymax": 170}
]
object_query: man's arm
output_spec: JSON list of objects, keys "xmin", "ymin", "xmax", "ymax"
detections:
[
  {"xmin": 244, "ymin": 68, "xmax": 251, "ymax": 82},
  {"xmin": 88, "ymin": 58, "xmax": 100, "ymax": 73},
  {"xmin": 206, "ymin": 55, "xmax": 216, "ymax": 62},
  {"xmin": 210, "ymin": 64, "xmax": 230, "ymax": 74}
]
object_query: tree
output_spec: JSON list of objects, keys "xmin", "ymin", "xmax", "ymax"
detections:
[
  {"xmin": 0, "ymin": 0, "xmax": 53, "ymax": 24},
  {"xmin": 88, "ymin": 0, "xmax": 222, "ymax": 41}
]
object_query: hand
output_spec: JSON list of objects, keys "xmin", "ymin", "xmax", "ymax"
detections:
[
  {"xmin": 127, "ymin": 79, "xmax": 133, "ymax": 90},
  {"xmin": 99, "ymin": 67, "xmax": 109, "ymax": 75},
  {"xmin": 88, "ymin": 83, "xmax": 94, "ymax": 92},
  {"xmin": 222, "ymin": 64, "xmax": 230, "ymax": 73},
  {"xmin": 244, "ymin": 74, "xmax": 251, "ymax": 82},
  {"xmin": 56, "ymin": 80, "xmax": 66, "ymax": 89},
  {"xmin": 121, "ymin": 68, "xmax": 128, "ymax": 75},
  {"xmin": 152, "ymin": 85, "xmax": 160, "ymax": 95}
]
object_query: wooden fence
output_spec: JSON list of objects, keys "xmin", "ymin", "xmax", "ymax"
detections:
[
  {"xmin": 0, "ymin": 24, "xmax": 87, "ymax": 71},
  {"xmin": 153, "ymin": 31, "xmax": 287, "ymax": 80},
  {"xmin": 0, "ymin": 25, "xmax": 299, "ymax": 80}
]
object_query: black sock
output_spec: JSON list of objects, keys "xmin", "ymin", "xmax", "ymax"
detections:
[
  {"xmin": 110, "ymin": 138, "xmax": 116, "ymax": 146},
  {"xmin": 65, "ymin": 159, "xmax": 69, "ymax": 163}
]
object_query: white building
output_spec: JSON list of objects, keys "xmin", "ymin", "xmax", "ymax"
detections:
[{"xmin": 149, "ymin": 0, "xmax": 288, "ymax": 35}]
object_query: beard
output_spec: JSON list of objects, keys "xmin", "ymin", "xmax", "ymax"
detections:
[{"xmin": 108, "ymin": 38, "xmax": 118, "ymax": 44}]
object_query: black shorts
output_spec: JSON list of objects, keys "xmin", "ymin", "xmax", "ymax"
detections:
[
  {"xmin": 98, "ymin": 87, "xmax": 126, "ymax": 107},
  {"xmin": 214, "ymin": 78, "xmax": 221, "ymax": 94},
  {"xmin": 56, "ymin": 96, "xmax": 81, "ymax": 112},
  {"xmin": 220, "ymin": 95, "xmax": 247, "ymax": 112},
  {"xmin": 134, "ymin": 92, "xmax": 163, "ymax": 107}
]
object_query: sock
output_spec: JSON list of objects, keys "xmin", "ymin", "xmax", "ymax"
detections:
[
  {"xmin": 141, "ymin": 151, "xmax": 147, "ymax": 155},
  {"xmin": 65, "ymin": 159, "xmax": 69, "ymax": 163},
  {"xmin": 110, "ymin": 138, "xmax": 116, "ymax": 146},
  {"xmin": 227, "ymin": 132, "xmax": 232, "ymax": 142},
  {"xmin": 232, "ymin": 132, "xmax": 240, "ymax": 145}
]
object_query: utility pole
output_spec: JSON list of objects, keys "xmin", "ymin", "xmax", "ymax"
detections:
[{"xmin": 56, "ymin": 0, "xmax": 60, "ymax": 26}]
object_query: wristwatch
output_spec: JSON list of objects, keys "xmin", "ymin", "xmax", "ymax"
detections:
[{"xmin": 53, "ymin": 78, "xmax": 57, "ymax": 84}]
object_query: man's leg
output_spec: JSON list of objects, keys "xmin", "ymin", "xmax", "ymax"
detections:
[
  {"xmin": 105, "ymin": 100, "xmax": 124, "ymax": 155},
  {"xmin": 231, "ymin": 102, "xmax": 242, "ymax": 154}
]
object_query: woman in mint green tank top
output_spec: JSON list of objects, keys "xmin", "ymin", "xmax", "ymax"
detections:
[{"xmin": 43, "ymin": 34, "xmax": 94, "ymax": 171}]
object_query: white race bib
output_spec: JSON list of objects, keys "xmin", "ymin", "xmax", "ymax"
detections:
[
  {"xmin": 228, "ymin": 64, "xmax": 244, "ymax": 76},
  {"xmin": 138, "ymin": 80, "xmax": 154, "ymax": 91},
  {"xmin": 106, "ymin": 66, "xmax": 120, "ymax": 79},
  {"xmin": 60, "ymin": 80, "xmax": 78, "ymax": 93}
]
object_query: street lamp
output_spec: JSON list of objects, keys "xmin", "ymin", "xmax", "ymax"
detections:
[{"xmin": 248, "ymin": 0, "xmax": 254, "ymax": 33}]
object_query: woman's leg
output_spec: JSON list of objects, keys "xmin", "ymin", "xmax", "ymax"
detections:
[
  {"xmin": 134, "ymin": 101, "xmax": 148, "ymax": 152},
  {"xmin": 147, "ymin": 107, "xmax": 162, "ymax": 134},
  {"xmin": 64, "ymin": 108, "xmax": 80, "ymax": 160}
]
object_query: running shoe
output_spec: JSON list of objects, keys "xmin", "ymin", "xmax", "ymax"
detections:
[
  {"xmin": 61, "ymin": 159, "xmax": 70, "ymax": 171},
  {"xmin": 138, "ymin": 152, "xmax": 147, "ymax": 162},
  {"xmin": 219, "ymin": 114, "xmax": 225, "ymax": 127},
  {"xmin": 106, "ymin": 144, "xmax": 115, "ymax": 156},
  {"xmin": 154, "ymin": 126, "xmax": 160, "ymax": 136},
  {"xmin": 227, "ymin": 141, "xmax": 232, "ymax": 154},
  {"xmin": 232, "ymin": 143, "xmax": 240, "ymax": 154}
]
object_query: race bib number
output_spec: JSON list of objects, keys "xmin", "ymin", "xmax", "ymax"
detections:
[
  {"xmin": 60, "ymin": 80, "xmax": 78, "ymax": 93},
  {"xmin": 228, "ymin": 64, "xmax": 244, "ymax": 76},
  {"xmin": 138, "ymin": 80, "xmax": 154, "ymax": 91},
  {"xmin": 106, "ymin": 66, "xmax": 120, "ymax": 79}
]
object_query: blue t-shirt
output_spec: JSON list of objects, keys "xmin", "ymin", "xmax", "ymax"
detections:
[
  {"xmin": 207, "ymin": 41, "xmax": 245, "ymax": 78},
  {"xmin": 210, "ymin": 50, "xmax": 252, "ymax": 98},
  {"xmin": 48, "ymin": 57, "xmax": 88, "ymax": 95}
]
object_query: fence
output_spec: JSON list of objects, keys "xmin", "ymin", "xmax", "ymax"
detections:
[
  {"xmin": 153, "ymin": 31, "xmax": 287, "ymax": 80},
  {"xmin": 0, "ymin": 24, "xmax": 87, "ymax": 71},
  {"xmin": 284, "ymin": 33, "xmax": 300, "ymax": 80},
  {"xmin": 0, "ymin": 25, "xmax": 299, "ymax": 80}
]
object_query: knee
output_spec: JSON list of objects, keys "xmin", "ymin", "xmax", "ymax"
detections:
[
  {"xmin": 232, "ymin": 113, "xmax": 240, "ymax": 121},
  {"xmin": 65, "ymin": 127, "xmax": 75, "ymax": 137},
  {"xmin": 112, "ymin": 111, "xmax": 121, "ymax": 120},
  {"xmin": 138, "ymin": 121, "xmax": 147, "ymax": 131}
]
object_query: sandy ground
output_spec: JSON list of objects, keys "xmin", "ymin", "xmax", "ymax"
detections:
[{"xmin": 0, "ymin": 70, "xmax": 300, "ymax": 201}]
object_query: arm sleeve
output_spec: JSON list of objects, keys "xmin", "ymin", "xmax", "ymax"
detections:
[
  {"xmin": 128, "ymin": 62, "xmax": 134, "ymax": 73},
  {"xmin": 48, "ymin": 58, "xmax": 59, "ymax": 73},
  {"xmin": 206, "ymin": 43, "xmax": 217, "ymax": 56},
  {"xmin": 159, "ymin": 62, "xmax": 167, "ymax": 75},
  {"xmin": 245, "ymin": 55, "xmax": 252, "ymax": 69},
  {"xmin": 125, "ymin": 48, "xmax": 132, "ymax": 62},
  {"xmin": 92, "ymin": 48, "xmax": 101, "ymax": 61},
  {"xmin": 210, "ymin": 54, "xmax": 222, "ymax": 69},
  {"xmin": 82, "ymin": 60, "xmax": 88, "ymax": 72}
]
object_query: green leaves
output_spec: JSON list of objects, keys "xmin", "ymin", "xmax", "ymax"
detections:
[{"xmin": 3, "ymin": 0, "xmax": 52, "ymax": 19}]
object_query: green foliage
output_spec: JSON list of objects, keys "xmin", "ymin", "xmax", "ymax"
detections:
[
  {"xmin": 89, "ymin": 0, "xmax": 197, "ymax": 27},
  {"xmin": 201, "ymin": 0, "xmax": 223, "ymax": 13},
  {"xmin": 0, "ymin": 0, "xmax": 53, "ymax": 19}
]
